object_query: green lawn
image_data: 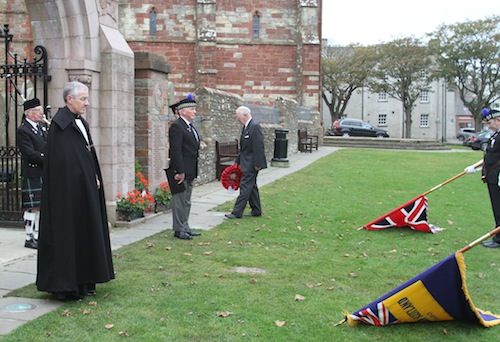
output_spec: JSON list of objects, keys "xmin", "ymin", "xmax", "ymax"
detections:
[{"xmin": 4, "ymin": 148, "xmax": 499, "ymax": 342}]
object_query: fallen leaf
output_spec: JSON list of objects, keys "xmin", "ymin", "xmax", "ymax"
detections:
[
  {"xmin": 88, "ymin": 301, "xmax": 97, "ymax": 306},
  {"xmin": 118, "ymin": 331, "xmax": 129, "ymax": 337},
  {"xmin": 61, "ymin": 310, "xmax": 71, "ymax": 316},
  {"xmin": 478, "ymin": 273, "xmax": 486, "ymax": 279},
  {"xmin": 79, "ymin": 309, "xmax": 91, "ymax": 315},
  {"xmin": 218, "ymin": 274, "xmax": 228, "ymax": 278},
  {"xmin": 183, "ymin": 253, "xmax": 192, "ymax": 257},
  {"xmin": 203, "ymin": 251, "xmax": 213, "ymax": 255},
  {"xmin": 294, "ymin": 294, "xmax": 306, "ymax": 301},
  {"xmin": 275, "ymin": 320, "xmax": 287, "ymax": 327},
  {"xmin": 349, "ymin": 273, "xmax": 358, "ymax": 278},
  {"xmin": 105, "ymin": 324, "xmax": 114, "ymax": 329},
  {"xmin": 165, "ymin": 246, "xmax": 172, "ymax": 250},
  {"xmin": 217, "ymin": 311, "xmax": 231, "ymax": 317},
  {"xmin": 146, "ymin": 242, "xmax": 154, "ymax": 248}
]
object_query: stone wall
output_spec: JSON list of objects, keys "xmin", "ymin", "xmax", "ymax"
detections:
[{"xmin": 192, "ymin": 87, "xmax": 315, "ymax": 185}]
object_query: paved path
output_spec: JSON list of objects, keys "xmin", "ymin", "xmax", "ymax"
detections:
[{"xmin": 0, "ymin": 147, "xmax": 339, "ymax": 336}]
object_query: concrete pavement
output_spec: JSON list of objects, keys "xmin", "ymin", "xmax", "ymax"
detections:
[{"xmin": 0, "ymin": 146, "xmax": 339, "ymax": 336}]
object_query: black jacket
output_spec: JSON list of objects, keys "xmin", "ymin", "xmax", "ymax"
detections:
[
  {"xmin": 168, "ymin": 117, "xmax": 200, "ymax": 181},
  {"xmin": 16, "ymin": 118, "xmax": 46, "ymax": 178}
]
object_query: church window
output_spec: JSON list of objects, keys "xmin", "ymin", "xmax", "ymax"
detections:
[
  {"xmin": 150, "ymin": 8, "xmax": 157, "ymax": 36},
  {"xmin": 253, "ymin": 12, "xmax": 260, "ymax": 39}
]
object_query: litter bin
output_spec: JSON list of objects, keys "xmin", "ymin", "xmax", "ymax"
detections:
[{"xmin": 271, "ymin": 128, "xmax": 289, "ymax": 168}]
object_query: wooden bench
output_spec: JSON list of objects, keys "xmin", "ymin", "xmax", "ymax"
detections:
[
  {"xmin": 216, "ymin": 140, "xmax": 239, "ymax": 180},
  {"xmin": 298, "ymin": 129, "xmax": 318, "ymax": 153}
]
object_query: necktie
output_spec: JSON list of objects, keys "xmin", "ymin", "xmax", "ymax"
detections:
[
  {"xmin": 190, "ymin": 124, "xmax": 198, "ymax": 142},
  {"xmin": 37, "ymin": 124, "xmax": 43, "ymax": 136}
]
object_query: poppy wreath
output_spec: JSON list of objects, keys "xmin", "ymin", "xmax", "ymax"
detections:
[{"xmin": 220, "ymin": 164, "xmax": 243, "ymax": 190}]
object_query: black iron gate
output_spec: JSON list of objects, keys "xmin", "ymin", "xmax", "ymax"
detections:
[{"xmin": 0, "ymin": 24, "xmax": 51, "ymax": 225}]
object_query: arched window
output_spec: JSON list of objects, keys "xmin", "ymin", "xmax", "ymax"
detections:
[
  {"xmin": 150, "ymin": 7, "xmax": 157, "ymax": 36},
  {"xmin": 253, "ymin": 11, "xmax": 260, "ymax": 39}
]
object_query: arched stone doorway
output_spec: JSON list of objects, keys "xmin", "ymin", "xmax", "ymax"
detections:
[{"xmin": 23, "ymin": 0, "xmax": 136, "ymax": 223}]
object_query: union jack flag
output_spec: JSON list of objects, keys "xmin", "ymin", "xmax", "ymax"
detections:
[
  {"xmin": 342, "ymin": 253, "xmax": 500, "ymax": 327},
  {"xmin": 363, "ymin": 195, "xmax": 435, "ymax": 233}
]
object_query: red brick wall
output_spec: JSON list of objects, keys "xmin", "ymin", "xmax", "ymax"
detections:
[
  {"xmin": 0, "ymin": 1, "xmax": 34, "ymax": 59},
  {"xmin": 119, "ymin": 0, "xmax": 321, "ymax": 110}
]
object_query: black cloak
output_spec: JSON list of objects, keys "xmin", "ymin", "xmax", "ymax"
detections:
[{"xmin": 36, "ymin": 106, "xmax": 114, "ymax": 293}]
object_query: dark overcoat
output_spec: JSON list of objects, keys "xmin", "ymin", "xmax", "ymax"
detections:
[{"xmin": 36, "ymin": 106, "xmax": 114, "ymax": 293}]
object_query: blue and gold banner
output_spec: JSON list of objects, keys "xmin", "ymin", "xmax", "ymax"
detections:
[{"xmin": 344, "ymin": 253, "xmax": 500, "ymax": 327}]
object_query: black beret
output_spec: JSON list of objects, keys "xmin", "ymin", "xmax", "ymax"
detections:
[{"xmin": 23, "ymin": 98, "xmax": 41, "ymax": 111}]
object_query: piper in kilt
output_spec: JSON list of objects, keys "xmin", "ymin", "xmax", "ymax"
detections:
[{"xmin": 16, "ymin": 98, "xmax": 47, "ymax": 249}]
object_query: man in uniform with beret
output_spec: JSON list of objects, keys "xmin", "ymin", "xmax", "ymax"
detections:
[
  {"xmin": 167, "ymin": 94, "xmax": 202, "ymax": 240},
  {"xmin": 16, "ymin": 98, "xmax": 46, "ymax": 249},
  {"xmin": 464, "ymin": 107, "xmax": 500, "ymax": 248}
]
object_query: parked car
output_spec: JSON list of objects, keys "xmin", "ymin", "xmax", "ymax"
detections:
[
  {"xmin": 327, "ymin": 118, "xmax": 389, "ymax": 138},
  {"xmin": 470, "ymin": 129, "xmax": 493, "ymax": 151},
  {"xmin": 456, "ymin": 128, "xmax": 476, "ymax": 141}
]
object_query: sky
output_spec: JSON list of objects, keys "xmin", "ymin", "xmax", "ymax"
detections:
[{"xmin": 322, "ymin": 0, "xmax": 499, "ymax": 46}]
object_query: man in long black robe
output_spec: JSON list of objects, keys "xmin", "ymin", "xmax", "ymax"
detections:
[{"xmin": 36, "ymin": 81, "xmax": 114, "ymax": 300}]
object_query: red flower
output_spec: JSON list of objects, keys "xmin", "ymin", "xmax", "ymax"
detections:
[{"xmin": 220, "ymin": 164, "xmax": 242, "ymax": 190}]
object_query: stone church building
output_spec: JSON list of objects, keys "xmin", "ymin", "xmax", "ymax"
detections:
[{"xmin": 0, "ymin": 0, "xmax": 322, "ymax": 224}]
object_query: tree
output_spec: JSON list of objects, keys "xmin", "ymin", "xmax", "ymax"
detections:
[
  {"xmin": 321, "ymin": 44, "xmax": 377, "ymax": 126},
  {"xmin": 368, "ymin": 37, "xmax": 433, "ymax": 138},
  {"xmin": 428, "ymin": 15, "xmax": 500, "ymax": 129}
]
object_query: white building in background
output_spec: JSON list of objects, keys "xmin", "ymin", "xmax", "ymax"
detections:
[{"xmin": 322, "ymin": 80, "xmax": 475, "ymax": 140}]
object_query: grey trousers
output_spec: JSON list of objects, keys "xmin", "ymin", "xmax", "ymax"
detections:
[
  {"xmin": 171, "ymin": 179, "xmax": 194, "ymax": 233},
  {"xmin": 232, "ymin": 170, "xmax": 261, "ymax": 217}
]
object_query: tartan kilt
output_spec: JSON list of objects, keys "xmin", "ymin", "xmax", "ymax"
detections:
[{"xmin": 21, "ymin": 177, "xmax": 43, "ymax": 208}]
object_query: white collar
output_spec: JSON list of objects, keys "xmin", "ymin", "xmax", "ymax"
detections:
[{"xmin": 26, "ymin": 118, "xmax": 38, "ymax": 129}]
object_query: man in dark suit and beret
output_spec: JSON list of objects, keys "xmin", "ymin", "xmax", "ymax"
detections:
[
  {"xmin": 464, "ymin": 107, "xmax": 500, "ymax": 248},
  {"xmin": 168, "ymin": 94, "xmax": 202, "ymax": 240},
  {"xmin": 16, "ymin": 98, "xmax": 47, "ymax": 249},
  {"xmin": 225, "ymin": 106, "xmax": 267, "ymax": 219}
]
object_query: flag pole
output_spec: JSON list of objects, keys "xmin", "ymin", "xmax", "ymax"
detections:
[
  {"xmin": 421, "ymin": 160, "xmax": 483, "ymax": 197},
  {"xmin": 360, "ymin": 160, "xmax": 484, "ymax": 231},
  {"xmin": 458, "ymin": 226, "xmax": 500, "ymax": 253}
]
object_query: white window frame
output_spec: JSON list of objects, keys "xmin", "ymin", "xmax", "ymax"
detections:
[
  {"xmin": 378, "ymin": 92, "xmax": 388, "ymax": 102},
  {"xmin": 420, "ymin": 90, "xmax": 429, "ymax": 103},
  {"xmin": 420, "ymin": 114, "xmax": 429, "ymax": 127},
  {"xmin": 378, "ymin": 114, "xmax": 387, "ymax": 126}
]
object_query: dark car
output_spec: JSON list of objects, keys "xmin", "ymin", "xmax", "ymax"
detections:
[
  {"xmin": 470, "ymin": 129, "xmax": 493, "ymax": 151},
  {"xmin": 327, "ymin": 118, "xmax": 389, "ymax": 138}
]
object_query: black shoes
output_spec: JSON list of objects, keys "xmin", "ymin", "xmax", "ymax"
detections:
[
  {"xmin": 24, "ymin": 238, "xmax": 38, "ymax": 249},
  {"xmin": 245, "ymin": 213, "xmax": 261, "ymax": 217},
  {"xmin": 482, "ymin": 240, "xmax": 500, "ymax": 248},
  {"xmin": 174, "ymin": 231, "xmax": 192, "ymax": 240},
  {"xmin": 189, "ymin": 231, "xmax": 201, "ymax": 236},
  {"xmin": 225, "ymin": 213, "xmax": 261, "ymax": 219}
]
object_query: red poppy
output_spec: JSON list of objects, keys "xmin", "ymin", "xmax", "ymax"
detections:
[{"xmin": 220, "ymin": 164, "xmax": 242, "ymax": 190}]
